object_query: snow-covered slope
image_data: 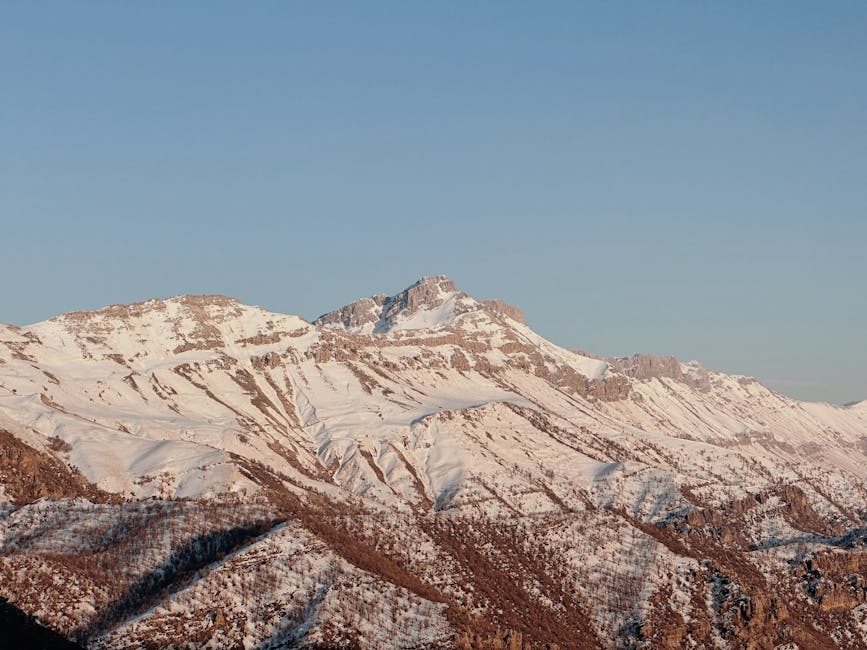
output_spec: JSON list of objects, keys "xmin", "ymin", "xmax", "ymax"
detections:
[{"xmin": 1, "ymin": 276, "xmax": 865, "ymax": 649}]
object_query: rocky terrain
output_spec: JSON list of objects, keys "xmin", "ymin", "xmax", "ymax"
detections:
[{"xmin": 1, "ymin": 275, "xmax": 866, "ymax": 649}]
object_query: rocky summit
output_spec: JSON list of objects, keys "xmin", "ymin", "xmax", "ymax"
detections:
[{"xmin": 1, "ymin": 276, "xmax": 866, "ymax": 649}]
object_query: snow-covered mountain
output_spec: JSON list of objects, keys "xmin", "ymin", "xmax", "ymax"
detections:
[{"xmin": 1, "ymin": 276, "xmax": 866, "ymax": 649}]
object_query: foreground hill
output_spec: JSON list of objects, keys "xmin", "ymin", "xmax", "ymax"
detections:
[{"xmin": 1, "ymin": 276, "xmax": 866, "ymax": 648}]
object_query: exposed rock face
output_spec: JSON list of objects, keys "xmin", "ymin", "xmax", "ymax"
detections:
[
  {"xmin": 586, "ymin": 374, "xmax": 632, "ymax": 401},
  {"xmin": 315, "ymin": 276, "xmax": 526, "ymax": 334},
  {"xmin": 315, "ymin": 275, "xmax": 463, "ymax": 333},
  {"xmin": 0, "ymin": 430, "xmax": 113, "ymax": 505},
  {"xmin": 390, "ymin": 274, "xmax": 457, "ymax": 313},
  {"xmin": 479, "ymin": 299, "xmax": 525, "ymax": 324},
  {"xmin": 375, "ymin": 275, "xmax": 461, "ymax": 331},
  {"xmin": 610, "ymin": 353, "xmax": 685, "ymax": 381},
  {"xmin": 802, "ymin": 550, "xmax": 867, "ymax": 613},
  {"xmin": 608, "ymin": 353, "xmax": 711, "ymax": 391},
  {"xmin": 313, "ymin": 295, "xmax": 386, "ymax": 331}
]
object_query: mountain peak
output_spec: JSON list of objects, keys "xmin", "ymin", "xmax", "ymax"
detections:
[
  {"xmin": 314, "ymin": 275, "xmax": 463, "ymax": 334},
  {"xmin": 24, "ymin": 294, "xmax": 309, "ymax": 359},
  {"xmin": 414, "ymin": 274, "xmax": 457, "ymax": 292},
  {"xmin": 393, "ymin": 274, "xmax": 460, "ymax": 312},
  {"xmin": 315, "ymin": 275, "xmax": 528, "ymax": 334}
]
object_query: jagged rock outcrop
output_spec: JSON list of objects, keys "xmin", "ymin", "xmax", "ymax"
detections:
[
  {"xmin": 0, "ymin": 430, "xmax": 114, "ymax": 505},
  {"xmin": 315, "ymin": 275, "xmax": 464, "ymax": 333},
  {"xmin": 315, "ymin": 275, "xmax": 526, "ymax": 334},
  {"xmin": 610, "ymin": 353, "xmax": 685, "ymax": 381},
  {"xmin": 478, "ymin": 299, "xmax": 525, "ymax": 324},
  {"xmin": 608, "ymin": 353, "xmax": 711, "ymax": 390},
  {"xmin": 314, "ymin": 295, "xmax": 386, "ymax": 332}
]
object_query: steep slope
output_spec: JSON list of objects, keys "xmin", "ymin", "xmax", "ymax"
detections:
[{"xmin": 1, "ymin": 276, "xmax": 866, "ymax": 649}]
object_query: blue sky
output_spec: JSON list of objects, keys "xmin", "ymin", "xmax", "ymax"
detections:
[{"xmin": 2, "ymin": 2, "xmax": 865, "ymax": 403}]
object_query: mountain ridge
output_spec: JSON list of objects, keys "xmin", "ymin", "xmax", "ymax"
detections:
[
  {"xmin": 8, "ymin": 275, "xmax": 855, "ymax": 406},
  {"xmin": 1, "ymin": 275, "xmax": 867, "ymax": 648}
]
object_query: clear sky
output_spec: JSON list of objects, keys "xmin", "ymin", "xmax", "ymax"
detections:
[{"xmin": 2, "ymin": 2, "xmax": 865, "ymax": 404}]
